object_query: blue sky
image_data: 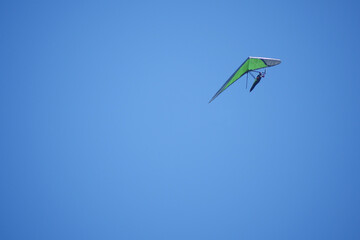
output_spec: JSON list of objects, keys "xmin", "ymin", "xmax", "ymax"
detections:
[{"xmin": 1, "ymin": 0, "xmax": 360, "ymax": 239}]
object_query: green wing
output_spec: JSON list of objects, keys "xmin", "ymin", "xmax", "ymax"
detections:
[{"xmin": 209, "ymin": 57, "xmax": 281, "ymax": 103}]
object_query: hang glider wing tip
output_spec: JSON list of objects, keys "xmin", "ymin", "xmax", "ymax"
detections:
[
  {"xmin": 265, "ymin": 59, "xmax": 281, "ymax": 67},
  {"xmin": 209, "ymin": 95, "xmax": 217, "ymax": 103},
  {"xmin": 209, "ymin": 87, "xmax": 225, "ymax": 103},
  {"xmin": 248, "ymin": 56, "xmax": 281, "ymax": 67}
]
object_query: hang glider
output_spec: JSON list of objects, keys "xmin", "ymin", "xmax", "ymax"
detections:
[{"xmin": 209, "ymin": 56, "xmax": 281, "ymax": 103}]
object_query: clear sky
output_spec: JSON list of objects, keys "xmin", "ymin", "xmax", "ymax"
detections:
[{"xmin": 1, "ymin": 0, "xmax": 360, "ymax": 239}]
